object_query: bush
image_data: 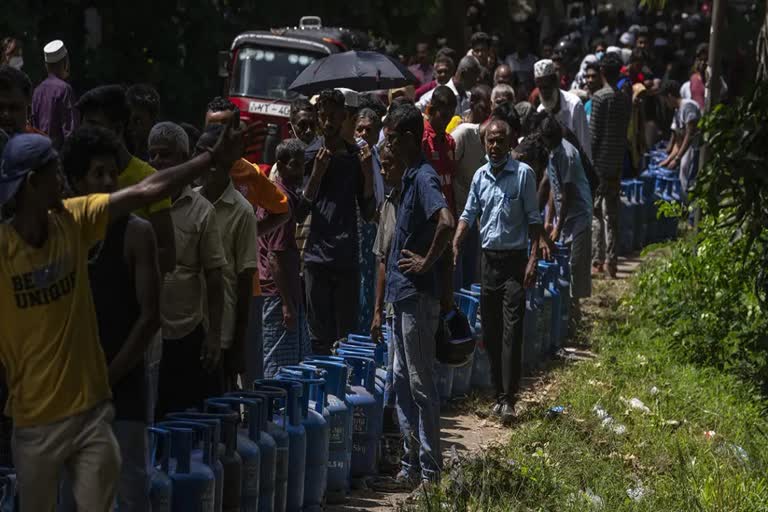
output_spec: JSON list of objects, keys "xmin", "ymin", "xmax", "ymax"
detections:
[{"xmin": 627, "ymin": 222, "xmax": 768, "ymax": 391}]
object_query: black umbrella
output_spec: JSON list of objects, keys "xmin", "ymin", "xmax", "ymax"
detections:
[{"xmin": 289, "ymin": 50, "xmax": 416, "ymax": 96}]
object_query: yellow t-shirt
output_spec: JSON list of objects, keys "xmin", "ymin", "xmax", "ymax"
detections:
[
  {"xmin": 119, "ymin": 157, "xmax": 172, "ymax": 218},
  {"xmin": 0, "ymin": 195, "xmax": 113, "ymax": 427}
]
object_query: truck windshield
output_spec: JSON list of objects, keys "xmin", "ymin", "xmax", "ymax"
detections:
[{"xmin": 231, "ymin": 46, "xmax": 320, "ymax": 100}]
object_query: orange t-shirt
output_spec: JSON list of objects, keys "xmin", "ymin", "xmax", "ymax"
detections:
[{"xmin": 229, "ymin": 159, "xmax": 289, "ymax": 296}]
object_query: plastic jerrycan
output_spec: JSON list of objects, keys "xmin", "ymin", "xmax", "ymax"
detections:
[
  {"xmin": 167, "ymin": 411, "xmax": 243, "ymax": 512},
  {"xmin": 155, "ymin": 422, "xmax": 216, "ymax": 512},
  {"xmin": 275, "ymin": 368, "xmax": 329, "ymax": 512},
  {"xmin": 147, "ymin": 427, "xmax": 173, "ymax": 512},
  {"xmin": 217, "ymin": 394, "xmax": 277, "ymax": 512},
  {"xmin": 553, "ymin": 243, "xmax": 571, "ymax": 346},
  {"xmin": 236, "ymin": 387, "xmax": 290, "ymax": 512},
  {"xmin": 296, "ymin": 361, "xmax": 351, "ymax": 503},
  {"xmin": 205, "ymin": 398, "xmax": 261, "ymax": 512},
  {"xmin": 341, "ymin": 355, "xmax": 379, "ymax": 479},
  {"xmin": 255, "ymin": 379, "xmax": 307, "ymax": 512}
]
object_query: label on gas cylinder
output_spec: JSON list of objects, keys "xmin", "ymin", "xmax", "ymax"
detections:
[
  {"xmin": 352, "ymin": 442, "xmax": 368, "ymax": 456},
  {"xmin": 151, "ymin": 493, "xmax": 171, "ymax": 512},
  {"xmin": 328, "ymin": 458, "xmax": 346, "ymax": 470},
  {"xmin": 243, "ymin": 461, "xmax": 260, "ymax": 496},
  {"xmin": 353, "ymin": 407, "xmax": 368, "ymax": 433},
  {"xmin": 329, "ymin": 417, "xmax": 344, "ymax": 445}
]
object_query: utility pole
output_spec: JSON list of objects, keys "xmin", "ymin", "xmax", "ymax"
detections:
[{"xmin": 694, "ymin": 0, "xmax": 725, "ymax": 237}]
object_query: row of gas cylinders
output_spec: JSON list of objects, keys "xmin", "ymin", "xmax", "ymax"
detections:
[
  {"xmin": 145, "ymin": 340, "xmax": 389, "ymax": 512},
  {"xmin": 619, "ymin": 148, "xmax": 683, "ymax": 255},
  {"xmin": 437, "ymin": 244, "xmax": 574, "ymax": 401}
]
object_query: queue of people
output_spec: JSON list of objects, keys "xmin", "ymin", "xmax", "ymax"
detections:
[{"xmin": 0, "ymin": 6, "xmax": 717, "ymax": 507}]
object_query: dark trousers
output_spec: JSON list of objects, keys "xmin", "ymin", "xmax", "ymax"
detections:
[
  {"xmin": 480, "ymin": 250, "xmax": 527, "ymax": 404},
  {"xmin": 304, "ymin": 262, "xmax": 359, "ymax": 354},
  {"xmin": 156, "ymin": 323, "xmax": 221, "ymax": 420}
]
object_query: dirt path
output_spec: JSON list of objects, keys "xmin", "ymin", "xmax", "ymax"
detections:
[{"xmin": 327, "ymin": 257, "xmax": 643, "ymax": 511}]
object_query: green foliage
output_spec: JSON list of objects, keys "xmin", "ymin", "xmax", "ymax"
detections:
[
  {"xmin": 628, "ymin": 224, "xmax": 768, "ymax": 391},
  {"xmin": 407, "ymin": 276, "xmax": 768, "ymax": 512},
  {"xmin": 694, "ymin": 84, "xmax": 768, "ymax": 264}
]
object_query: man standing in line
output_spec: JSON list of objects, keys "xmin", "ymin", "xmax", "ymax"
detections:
[
  {"xmin": 147, "ymin": 122, "xmax": 227, "ymax": 416},
  {"xmin": 417, "ymin": 55, "xmax": 481, "ymax": 116},
  {"xmin": 196, "ymin": 124, "xmax": 260, "ymax": 389},
  {"xmin": 535, "ymin": 59, "xmax": 592, "ymax": 161},
  {"xmin": 31, "ymin": 40, "xmax": 78, "ymax": 149},
  {"xmin": 204, "ymin": 96, "xmax": 290, "ymax": 382},
  {"xmin": 590, "ymin": 54, "xmax": 631, "ymax": 278},
  {"xmin": 540, "ymin": 114, "xmax": 593, "ymax": 332},
  {"xmin": 296, "ymin": 89, "xmax": 376, "ymax": 355},
  {"xmin": 422, "ymin": 86, "xmax": 458, "ymax": 216},
  {"xmin": 259, "ymin": 139, "xmax": 308, "ymax": 377},
  {"xmin": 61, "ymin": 126, "xmax": 161, "ymax": 511},
  {"xmin": 383, "ymin": 103, "xmax": 455, "ymax": 486},
  {"xmin": 453, "ymin": 119, "xmax": 542, "ymax": 424},
  {"xmin": 0, "ymin": 123, "xmax": 243, "ymax": 512},
  {"xmin": 408, "ymin": 42, "xmax": 434, "ymax": 87}
]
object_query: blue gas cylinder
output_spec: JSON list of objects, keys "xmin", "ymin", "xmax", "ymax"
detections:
[
  {"xmin": 148, "ymin": 427, "xmax": 174, "ymax": 512},
  {"xmin": 295, "ymin": 361, "xmax": 351, "ymax": 503},
  {"xmin": 219, "ymin": 394, "xmax": 277, "ymax": 512},
  {"xmin": 205, "ymin": 398, "xmax": 261, "ymax": 512},
  {"xmin": 522, "ymin": 285, "xmax": 542, "ymax": 373},
  {"xmin": 618, "ymin": 180, "xmax": 635, "ymax": 255},
  {"xmin": 341, "ymin": 356, "xmax": 379, "ymax": 479},
  {"xmin": 631, "ymin": 179, "xmax": 646, "ymax": 250},
  {"xmin": 165, "ymin": 415, "xmax": 224, "ymax": 512},
  {"xmin": 535, "ymin": 261, "xmax": 552, "ymax": 365},
  {"xmin": 168, "ymin": 410, "xmax": 242, "ymax": 512},
  {"xmin": 0, "ymin": 467, "xmax": 17, "ymax": 512},
  {"xmin": 255, "ymin": 379, "xmax": 307, "ymax": 512},
  {"xmin": 540, "ymin": 261, "xmax": 562, "ymax": 355},
  {"xmin": 240, "ymin": 387, "xmax": 290, "ymax": 512},
  {"xmin": 553, "ymin": 243, "xmax": 571, "ymax": 345},
  {"xmin": 275, "ymin": 368, "xmax": 330, "ymax": 512},
  {"xmin": 452, "ymin": 292, "xmax": 480, "ymax": 396},
  {"xmin": 156, "ymin": 422, "xmax": 216, "ymax": 512}
]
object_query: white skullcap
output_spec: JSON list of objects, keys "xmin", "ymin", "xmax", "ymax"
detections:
[
  {"xmin": 335, "ymin": 88, "xmax": 360, "ymax": 108},
  {"xmin": 606, "ymin": 46, "xmax": 622, "ymax": 55},
  {"xmin": 534, "ymin": 59, "xmax": 556, "ymax": 79},
  {"xmin": 621, "ymin": 48, "xmax": 632, "ymax": 65},
  {"xmin": 619, "ymin": 32, "xmax": 635, "ymax": 46},
  {"xmin": 43, "ymin": 40, "xmax": 68, "ymax": 64}
]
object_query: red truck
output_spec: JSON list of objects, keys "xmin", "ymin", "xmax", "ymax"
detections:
[{"xmin": 219, "ymin": 16, "xmax": 368, "ymax": 166}]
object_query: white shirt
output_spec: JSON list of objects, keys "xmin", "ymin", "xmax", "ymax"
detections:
[
  {"xmin": 451, "ymin": 122, "xmax": 485, "ymax": 215},
  {"xmin": 538, "ymin": 89, "xmax": 592, "ymax": 161},
  {"xmin": 416, "ymin": 77, "xmax": 470, "ymax": 116}
]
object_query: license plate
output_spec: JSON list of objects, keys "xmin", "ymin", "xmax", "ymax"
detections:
[{"xmin": 247, "ymin": 100, "xmax": 290, "ymax": 117}]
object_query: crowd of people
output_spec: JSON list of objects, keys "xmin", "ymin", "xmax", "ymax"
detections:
[{"xmin": 0, "ymin": 4, "xmax": 720, "ymax": 509}]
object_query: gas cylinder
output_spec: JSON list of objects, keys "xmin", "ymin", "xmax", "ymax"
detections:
[
  {"xmin": 275, "ymin": 368, "xmax": 329, "ymax": 512},
  {"xmin": 340, "ymin": 356, "xmax": 379, "ymax": 479},
  {"xmin": 554, "ymin": 243, "xmax": 571, "ymax": 347},
  {"xmin": 236, "ymin": 387, "xmax": 290, "ymax": 512},
  {"xmin": 522, "ymin": 286, "xmax": 541, "ymax": 374},
  {"xmin": 147, "ymin": 427, "xmax": 173, "ymax": 512},
  {"xmin": 205, "ymin": 398, "xmax": 261, "ymax": 512},
  {"xmin": 165, "ymin": 416, "xmax": 223, "ymax": 512},
  {"xmin": 540, "ymin": 261, "xmax": 562, "ymax": 355},
  {"xmin": 295, "ymin": 361, "xmax": 351, "ymax": 503},
  {"xmin": 167, "ymin": 410, "xmax": 243, "ymax": 512},
  {"xmin": 155, "ymin": 422, "xmax": 216, "ymax": 512},
  {"xmin": 255, "ymin": 379, "xmax": 307, "ymax": 512},
  {"xmin": 216, "ymin": 395, "xmax": 277, "ymax": 512}
]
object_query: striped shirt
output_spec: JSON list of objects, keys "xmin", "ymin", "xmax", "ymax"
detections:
[{"xmin": 589, "ymin": 85, "xmax": 632, "ymax": 180}]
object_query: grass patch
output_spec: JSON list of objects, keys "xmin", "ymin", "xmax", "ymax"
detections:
[{"xmin": 408, "ymin": 264, "xmax": 768, "ymax": 512}]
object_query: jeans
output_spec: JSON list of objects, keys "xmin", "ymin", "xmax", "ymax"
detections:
[
  {"xmin": 592, "ymin": 183, "xmax": 620, "ymax": 266},
  {"xmin": 383, "ymin": 313, "xmax": 396, "ymax": 408},
  {"xmin": 392, "ymin": 293, "xmax": 442, "ymax": 481},
  {"xmin": 15, "ymin": 402, "xmax": 121, "ymax": 512},
  {"xmin": 245, "ymin": 295, "xmax": 265, "ymax": 385},
  {"xmin": 480, "ymin": 250, "xmax": 527, "ymax": 404},
  {"xmin": 304, "ymin": 263, "xmax": 359, "ymax": 354},
  {"xmin": 112, "ymin": 421, "xmax": 150, "ymax": 512}
]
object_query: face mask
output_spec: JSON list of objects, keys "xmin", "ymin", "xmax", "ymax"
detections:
[
  {"xmin": 488, "ymin": 154, "xmax": 509, "ymax": 167},
  {"xmin": 8, "ymin": 56, "xmax": 23, "ymax": 69},
  {"xmin": 595, "ymin": 51, "xmax": 605, "ymax": 61}
]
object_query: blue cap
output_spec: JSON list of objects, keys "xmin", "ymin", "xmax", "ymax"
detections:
[{"xmin": 0, "ymin": 134, "xmax": 58, "ymax": 206}]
